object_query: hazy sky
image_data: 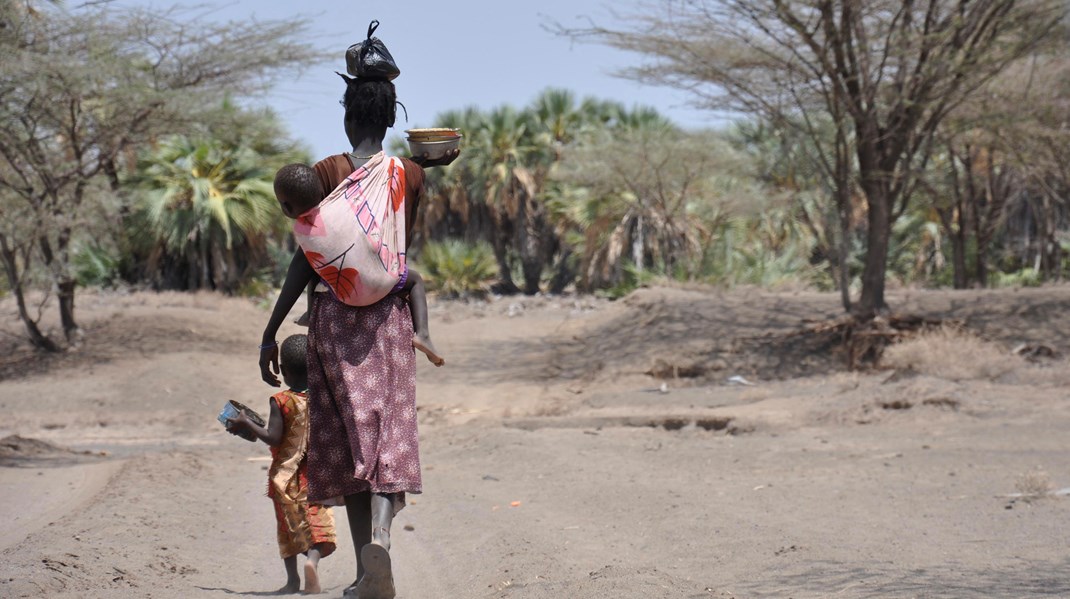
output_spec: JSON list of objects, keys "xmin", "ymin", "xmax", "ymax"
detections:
[{"xmin": 104, "ymin": 1, "xmax": 716, "ymax": 159}]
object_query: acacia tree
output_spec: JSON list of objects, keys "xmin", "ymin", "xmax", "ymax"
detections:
[
  {"xmin": 0, "ymin": 3, "xmax": 321, "ymax": 349},
  {"xmin": 570, "ymin": 0, "xmax": 1062, "ymax": 318},
  {"xmin": 552, "ymin": 124, "xmax": 751, "ymax": 290},
  {"xmin": 998, "ymin": 55, "xmax": 1070, "ymax": 280},
  {"xmin": 923, "ymin": 51, "xmax": 1070, "ymax": 287}
]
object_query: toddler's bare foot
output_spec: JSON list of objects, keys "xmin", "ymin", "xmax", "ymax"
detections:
[
  {"xmin": 294, "ymin": 311, "xmax": 310, "ymax": 327},
  {"xmin": 303, "ymin": 561, "xmax": 321, "ymax": 595},
  {"xmin": 413, "ymin": 334, "xmax": 445, "ymax": 367}
]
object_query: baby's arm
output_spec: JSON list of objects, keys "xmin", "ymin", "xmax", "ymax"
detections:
[
  {"xmin": 259, "ymin": 250, "xmax": 315, "ymax": 386},
  {"xmin": 226, "ymin": 398, "xmax": 284, "ymax": 447}
]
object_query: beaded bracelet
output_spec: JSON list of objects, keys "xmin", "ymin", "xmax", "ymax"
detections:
[{"xmin": 259, "ymin": 341, "xmax": 277, "ymax": 350}]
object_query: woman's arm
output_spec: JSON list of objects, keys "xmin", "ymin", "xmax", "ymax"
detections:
[
  {"xmin": 260, "ymin": 250, "xmax": 315, "ymax": 386},
  {"xmin": 227, "ymin": 398, "xmax": 285, "ymax": 447}
]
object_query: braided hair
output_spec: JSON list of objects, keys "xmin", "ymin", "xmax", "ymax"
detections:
[{"xmin": 340, "ymin": 76, "xmax": 397, "ymax": 143}]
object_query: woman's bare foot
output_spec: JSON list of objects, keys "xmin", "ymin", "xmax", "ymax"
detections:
[
  {"xmin": 356, "ymin": 542, "xmax": 396, "ymax": 599},
  {"xmin": 413, "ymin": 334, "xmax": 444, "ymax": 367},
  {"xmin": 294, "ymin": 311, "xmax": 310, "ymax": 327},
  {"xmin": 302, "ymin": 561, "xmax": 321, "ymax": 595}
]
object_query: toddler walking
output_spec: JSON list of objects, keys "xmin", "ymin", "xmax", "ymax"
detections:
[{"xmin": 227, "ymin": 334, "xmax": 337, "ymax": 594}]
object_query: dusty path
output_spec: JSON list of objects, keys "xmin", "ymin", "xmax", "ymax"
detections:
[{"xmin": 2, "ymin": 288, "xmax": 1070, "ymax": 598}]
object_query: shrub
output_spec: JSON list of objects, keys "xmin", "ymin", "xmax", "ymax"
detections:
[
  {"xmin": 882, "ymin": 326, "xmax": 1022, "ymax": 381},
  {"xmin": 415, "ymin": 240, "xmax": 497, "ymax": 298},
  {"xmin": 991, "ymin": 269, "xmax": 1043, "ymax": 288}
]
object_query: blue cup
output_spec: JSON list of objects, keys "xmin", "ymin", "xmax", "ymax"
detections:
[{"xmin": 218, "ymin": 400, "xmax": 260, "ymax": 442}]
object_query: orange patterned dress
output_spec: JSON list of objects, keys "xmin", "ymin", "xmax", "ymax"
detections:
[{"xmin": 268, "ymin": 389, "xmax": 337, "ymax": 559}]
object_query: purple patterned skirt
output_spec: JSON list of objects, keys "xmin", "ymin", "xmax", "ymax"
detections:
[{"xmin": 306, "ymin": 292, "xmax": 421, "ymax": 512}]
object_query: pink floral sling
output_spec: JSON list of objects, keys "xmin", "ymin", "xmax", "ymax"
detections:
[{"xmin": 293, "ymin": 152, "xmax": 407, "ymax": 306}]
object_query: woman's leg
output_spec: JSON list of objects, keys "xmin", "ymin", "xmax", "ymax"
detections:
[
  {"xmin": 342, "ymin": 491, "xmax": 371, "ymax": 595},
  {"xmin": 356, "ymin": 493, "xmax": 397, "ymax": 598},
  {"xmin": 370, "ymin": 493, "xmax": 394, "ymax": 549}
]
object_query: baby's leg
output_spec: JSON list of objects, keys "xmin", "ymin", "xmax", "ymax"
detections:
[
  {"xmin": 293, "ymin": 280, "xmax": 315, "ymax": 327},
  {"xmin": 404, "ymin": 270, "xmax": 444, "ymax": 367}
]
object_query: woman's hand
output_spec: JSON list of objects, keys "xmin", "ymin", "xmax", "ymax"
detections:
[
  {"xmin": 258, "ymin": 252, "xmax": 313, "ymax": 387},
  {"xmin": 260, "ymin": 344, "xmax": 281, "ymax": 387},
  {"xmin": 409, "ymin": 148, "xmax": 460, "ymax": 168}
]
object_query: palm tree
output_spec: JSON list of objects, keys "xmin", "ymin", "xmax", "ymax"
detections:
[
  {"xmin": 132, "ymin": 135, "xmax": 283, "ymax": 291},
  {"xmin": 420, "ymin": 94, "xmax": 685, "ymax": 294}
]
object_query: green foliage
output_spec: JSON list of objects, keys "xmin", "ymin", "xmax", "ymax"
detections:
[
  {"xmin": 701, "ymin": 200, "xmax": 827, "ymax": 290},
  {"xmin": 595, "ymin": 262, "xmax": 662, "ymax": 300},
  {"xmin": 991, "ymin": 269, "xmax": 1043, "ymax": 288},
  {"xmin": 128, "ymin": 134, "xmax": 290, "ymax": 292},
  {"xmin": 415, "ymin": 240, "xmax": 498, "ymax": 298},
  {"xmin": 72, "ymin": 243, "xmax": 122, "ymax": 288}
]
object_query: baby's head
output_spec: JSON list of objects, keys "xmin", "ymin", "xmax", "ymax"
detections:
[
  {"xmin": 274, "ymin": 164, "xmax": 323, "ymax": 219},
  {"xmin": 279, "ymin": 334, "xmax": 309, "ymax": 390}
]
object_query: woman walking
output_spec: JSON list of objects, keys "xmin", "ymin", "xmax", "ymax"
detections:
[{"xmin": 259, "ymin": 72, "xmax": 456, "ymax": 598}]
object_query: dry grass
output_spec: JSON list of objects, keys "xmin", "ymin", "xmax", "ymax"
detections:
[
  {"xmin": 881, "ymin": 326, "xmax": 1023, "ymax": 381},
  {"xmin": 1013, "ymin": 360, "xmax": 1070, "ymax": 387},
  {"xmin": 1015, "ymin": 468, "xmax": 1053, "ymax": 501}
]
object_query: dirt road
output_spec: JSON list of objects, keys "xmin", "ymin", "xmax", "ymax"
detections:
[{"xmin": 1, "ymin": 287, "xmax": 1069, "ymax": 598}]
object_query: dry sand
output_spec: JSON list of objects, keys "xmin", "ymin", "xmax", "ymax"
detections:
[{"xmin": 1, "ymin": 285, "xmax": 1069, "ymax": 598}]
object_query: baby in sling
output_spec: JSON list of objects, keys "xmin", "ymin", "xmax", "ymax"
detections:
[{"xmin": 274, "ymin": 158, "xmax": 442, "ymax": 366}]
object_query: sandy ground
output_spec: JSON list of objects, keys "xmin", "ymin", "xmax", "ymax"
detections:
[{"xmin": 1, "ymin": 285, "xmax": 1069, "ymax": 598}]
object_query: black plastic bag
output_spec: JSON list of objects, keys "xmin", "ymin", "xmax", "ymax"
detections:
[{"xmin": 345, "ymin": 20, "xmax": 400, "ymax": 81}]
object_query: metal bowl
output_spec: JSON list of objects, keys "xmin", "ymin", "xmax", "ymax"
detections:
[
  {"xmin": 407, "ymin": 137, "xmax": 462, "ymax": 160},
  {"xmin": 217, "ymin": 400, "xmax": 266, "ymax": 442}
]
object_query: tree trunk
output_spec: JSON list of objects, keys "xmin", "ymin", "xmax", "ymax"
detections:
[
  {"xmin": 490, "ymin": 218, "xmax": 519, "ymax": 294},
  {"xmin": 974, "ymin": 237, "xmax": 990, "ymax": 288},
  {"xmin": 632, "ymin": 213, "xmax": 645, "ymax": 271},
  {"xmin": 57, "ymin": 278, "xmax": 78, "ymax": 343},
  {"xmin": 199, "ymin": 236, "xmax": 211, "ymax": 290},
  {"xmin": 37, "ymin": 231, "xmax": 80, "ymax": 343},
  {"xmin": 856, "ymin": 184, "xmax": 892, "ymax": 319},
  {"xmin": 548, "ymin": 248, "xmax": 575, "ymax": 294},
  {"xmin": 951, "ymin": 231, "xmax": 968, "ymax": 289},
  {"xmin": 0, "ymin": 233, "xmax": 61, "ymax": 352},
  {"xmin": 516, "ymin": 199, "xmax": 542, "ymax": 296},
  {"xmin": 54, "ymin": 226, "xmax": 79, "ymax": 342},
  {"xmin": 834, "ymin": 186, "xmax": 852, "ymax": 313}
]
